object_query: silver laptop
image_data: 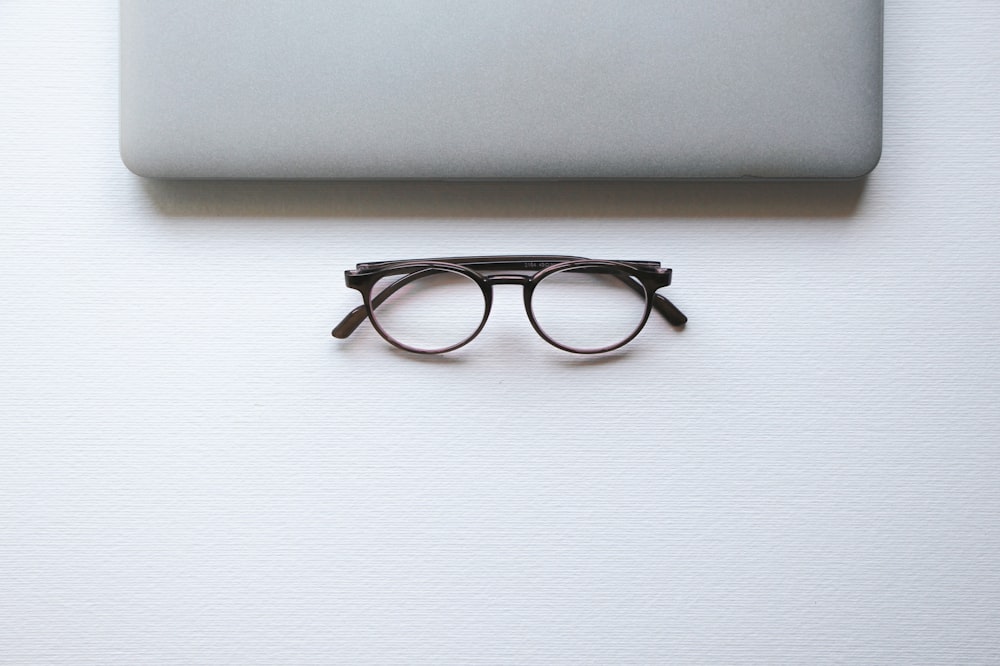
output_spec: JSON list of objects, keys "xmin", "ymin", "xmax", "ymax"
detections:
[{"xmin": 120, "ymin": 1, "xmax": 883, "ymax": 179}]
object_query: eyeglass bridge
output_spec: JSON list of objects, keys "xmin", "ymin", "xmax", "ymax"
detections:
[{"xmin": 483, "ymin": 274, "xmax": 532, "ymax": 286}]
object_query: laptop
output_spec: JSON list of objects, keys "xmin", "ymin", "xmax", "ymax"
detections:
[{"xmin": 120, "ymin": 1, "xmax": 883, "ymax": 179}]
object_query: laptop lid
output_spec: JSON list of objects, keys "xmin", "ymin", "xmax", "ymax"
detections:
[{"xmin": 120, "ymin": 1, "xmax": 883, "ymax": 179}]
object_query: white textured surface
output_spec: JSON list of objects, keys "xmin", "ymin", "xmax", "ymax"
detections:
[{"xmin": 1, "ymin": 2, "xmax": 999, "ymax": 664}]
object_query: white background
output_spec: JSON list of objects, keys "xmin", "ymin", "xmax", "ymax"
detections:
[{"xmin": 2, "ymin": 2, "xmax": 999, "ymax": 664}]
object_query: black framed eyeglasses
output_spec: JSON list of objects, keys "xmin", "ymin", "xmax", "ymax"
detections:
[{"xmin": 332, "ymin": 255, "xmax": 687, "ymax": 354}]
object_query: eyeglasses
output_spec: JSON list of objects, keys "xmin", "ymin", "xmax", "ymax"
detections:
[{"xmin": 332, "ymin": 255, "xmax": 687, "ymax": 354}]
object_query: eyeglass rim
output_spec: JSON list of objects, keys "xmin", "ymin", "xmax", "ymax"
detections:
[{"xmin": 523, "ymin": 261, "xmax": 655, "ymax": 354}]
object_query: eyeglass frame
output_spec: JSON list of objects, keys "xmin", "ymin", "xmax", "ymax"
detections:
[{"xmin": 332, "ymin": 255, "xmax": 687, "ymax": 354}]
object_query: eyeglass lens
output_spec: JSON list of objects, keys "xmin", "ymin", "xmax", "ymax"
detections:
[
  {"xmin": 530, "ymin": 266, "xmax": 648, "ymax": 352},
  {"xmin": 371, "ymin": 269, "xmax": 486, "ymax": 352}
]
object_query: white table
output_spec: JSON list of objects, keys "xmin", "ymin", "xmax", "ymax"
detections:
[{"xmin": 2, "ymin": 2, "xmax": 998, "ymax": 663}]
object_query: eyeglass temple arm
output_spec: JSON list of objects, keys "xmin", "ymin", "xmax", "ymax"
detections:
[
  {"xmin": 653, "ymin": 294, "xmax": 687, "ymax": 327},
  {"xmin": 332, "ymin": 269, "xmax": 434, "ymax": 339},
  {"xmin": 355, "ymin": 256, "xmax": 590, "ymax": 272},
  {"xmin": 332, "ymin": 267, "xmax": 686, "ymax": 339},
  {"xmin": 331, "ymin": 304, "xmax": 369, "ymax": 339},
  {"xmin": 571, "ymin": 268, "xmax": 686, "ymax": 328}
]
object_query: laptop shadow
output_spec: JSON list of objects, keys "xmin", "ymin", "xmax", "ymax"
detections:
[{"xmin": 141, "ymin": 178, "xmax": 867, "ymax": 220}]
